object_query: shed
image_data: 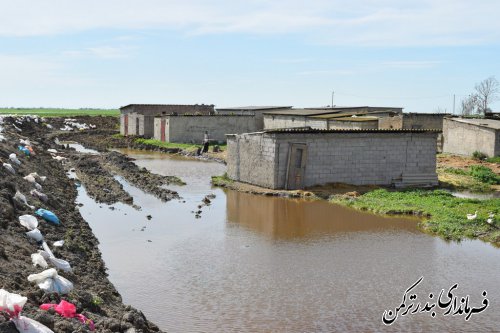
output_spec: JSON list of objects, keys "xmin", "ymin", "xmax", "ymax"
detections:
[
  {"xmin": 120, "ymin": 104, "xmax": 215, "ymax": 138},
  {"xmin": 227, "ymin": 128, "xmax": 439, "ymax": 190},
  {"xmin": 443, "ymin": 118, "xmax": 500, "ymax": 157}
]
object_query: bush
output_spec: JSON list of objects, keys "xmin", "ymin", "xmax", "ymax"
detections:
[
  {"xmin": 472, "ymin": 151, "xmax": 488, "ymax": 160},
  {"xmin": 485, "ymin": 156, "xmax": 500, "ymax": 164},
  {"xmin": 469, "ymin": 165, "xmax": 500, "ymax": 184}
]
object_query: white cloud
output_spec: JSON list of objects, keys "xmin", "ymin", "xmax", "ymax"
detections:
[{"xmin": 0, "ymin": 0, "xmax": 499, "ymax": 46}]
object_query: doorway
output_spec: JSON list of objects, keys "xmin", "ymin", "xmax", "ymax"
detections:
[{"xmin": 286, "ymin": 143, "xmax": 308, "ymax": 190}]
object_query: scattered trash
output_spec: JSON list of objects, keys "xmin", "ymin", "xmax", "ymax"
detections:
[
  {"xmin": 53, "ymin": 240, "xmax": 64, "ymax": 247},
  {"xmin": 31, "ymin": 253, "xmax": 49, "ymax": 269},
  {"xmin": 24, "ymin": 175, "xmax": 43, "ymax": 190},
  {"xmin": 30, "ymin": 189, "xmax": 48, "ymax": 202},
  {"xmin": 35, "ymin": 209, "xmax": 60, "ymax": 225},
  {"xmin": 26, "ymin": 229, "xmax": 43, "ymax": 242},
  {"xmin": 0, "ymin": 289, "xmax": 54, "ymax": 333},
  {"xmin": 38, "ymin": 249, "xmax": 72, "ymax": 272},
  {"xmin": 40, "ymin": 300, "xmax": 94, "ymax": 331},
  {"xmin": 14, "ymin": 191, "xmax": 35, "ymax": 209},
  {"xmin": 47, "ymin": 148, "xmax": 58, "ymax": 153},
  {"xmin": 27, "ymin": 268, "xmax": 73, "ymax": 294},
  {"xmin": 9, "ymin": 153, "xmax": 21, "ymax": 165},
  {"xmin": 146, "ymin": 215, "xmax": 152, "ymax": 220},
  {"xmin": 18, "ymin": 215, "xmax": 39, "ymax": 230},
  {"xmin": 29, "ymin": 172, "xmax": 47, "ymax": 183},
  {"xmin": 18, "ymin": 145, "xmax": 31, "ymax": 156},
  {"xmin": 3, "ymin": 162, "xmax": 16, "ymax": 174}
]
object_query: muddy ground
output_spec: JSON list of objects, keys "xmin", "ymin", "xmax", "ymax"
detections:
[{"xmin": 0, "ymin": 116, "xmax": 165, "ymax": 332}]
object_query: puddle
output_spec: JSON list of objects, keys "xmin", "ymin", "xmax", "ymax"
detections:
[{"xmin": 76, "ymin": 149, "xmax": 500, "ymax": 333}]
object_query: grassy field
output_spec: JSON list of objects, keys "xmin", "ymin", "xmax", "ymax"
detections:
[
  {"xmin": 331, "ymin": 189, "xmax": 500, "ymax": 244},
  {"xmin": 0, "ymin": 108, "xmax": 119, "ymax": 117}
]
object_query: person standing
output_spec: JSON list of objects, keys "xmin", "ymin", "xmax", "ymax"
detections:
[{"xmin": 202, "ymin": 131, "xmax": 210, "ymax": 153}]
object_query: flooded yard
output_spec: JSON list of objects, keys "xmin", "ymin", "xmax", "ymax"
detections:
[{"xmin": 77, "ymin": 149, "xmax": 500, "ymax": 332}]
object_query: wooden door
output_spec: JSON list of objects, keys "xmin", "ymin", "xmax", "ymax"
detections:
[
  {"xmin": 160, "ymin": 120, "xmax": 166, "ymax": 142},
  {"xmin": 286, "ymin": 143, "xmax": 308, "ymax": 190},
  {"xmin": 124, "ymin": 115, "xmax": 128, "ymax": 136}
]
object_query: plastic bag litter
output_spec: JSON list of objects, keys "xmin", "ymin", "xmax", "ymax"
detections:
[
  {"xmin": 46, "ymin": 124, "xmax": 53, "ymax": 129},
  {"xmin": 52, "ymin": 156, "xmax": 66, "ymax": 161},
  {"xmin": 0, "ymin": 289, "xmax": 26, "ymax": 317},
  {"xmin": 29, "ymin": 173, "xmax": 47, "ymax": 183},
  {"xmin": 46, "ymin": 149, "xmax": 57, "ymax": 153},
  {"xmin": 24, "ymin": 175, "xmax": 37, "ymax": 183},
  {"xmin": 18, "ymin": 146, "xmax": 31, "ymax": 156},
  {"xmin": 26, "ymin": 229, "xmax": 43, "ymax": 242},
  {"xmin": 12, "ymin": 316, "xmax": 54, "ymax": 333},
  {"xmin": 27, "ymin": 268, "xmax": 73, "ymax": 294},
  {"xmin": 39, "ymin": 300, "xmax": 94, "ymax": 331},
  {"xmin": 19, "ymin": 139, "xmax": 31, "ymax": 146},
  {"xmin": 35, "ymin": 209, "xmax": 60, "ymax": 225},
  {"xmin": 3, "ymin": 163, "xmax": 16, "ymax": 174},
  {"xmin": 53, "ymin": 240, "xmax": 64, "ymax": 247},
  {"xmin": 9, "ymin": 153, "xmax": 21, "ymax": 165},
  {"xmin": 14, "ymin": 191, "xmax": 35, "ymax": 209},
  {"xmin": 39, "ymin": 248, "xmax": 72, "ymax": 272},
  {"xmin": 19, "ymin": 215, "xmax": 38, "ymax": 230},
  {"xmin": 30, "ymin": 189, "xmax": 48, "ymax": 203},
  {"xmin": 31, "ymin": 253, "xmax": 48, "ymax": 269}
]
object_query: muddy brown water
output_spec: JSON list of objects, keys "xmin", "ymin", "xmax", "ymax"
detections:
[{"xmin": 77, "ymin": 149, "xmax": 500, "ymax": 332}]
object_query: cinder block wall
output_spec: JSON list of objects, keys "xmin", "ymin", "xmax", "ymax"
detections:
[
  {"xmin": 403, "ymin": 114, "xmax": 449, "ymax": 129},
  {"xmin": 227, "ymin": 134, "xmax": 277, "ymax": 188},
  {"xmin": 443, "ymin": 119, "xmax": 498, "ymax": 157},
  {"xmin": 274, "ymin": 132, "xmax": 437, "ymax": 188},
  {"xmin": 154, "ymin": 116, "xmax": 257, "ymax": 144},
  {"xmin": 328, "ymin": 120, "xmax": 378, "ymax": 130},
  {"xmin": 379, "ymin": 115, "xmax": 403, "ymax": 129},
  {"xmin": 263, "ymin": 115, "xmax": 328, "ymax": 130}
]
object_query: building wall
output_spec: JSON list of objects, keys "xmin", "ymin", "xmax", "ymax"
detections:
[
  {"xmin": 378, "ymin": 115, "xmax": 403, "ymax": 129},
  {"xmin": 227, "ymin": 134, "xmax": 277, "ymax": 188},
  {"xmin": 403, "ymin": 113, "xmax": 450, "ymax": 130},
  {"xmin": 263, "ymin": 115, "xmax": 328, "ymax": 130},
  {"xmin": 327, "ymin": 120, "xmax": 378, "ymax": 130},
  {"xmin": 443, "ymin": 119, "xmax": 499, "ymax": 157},
  {"xmin": 227, "ymin": 132, "xmax": 438, "ymax": 189},
  {"xmin": 154, "ymin": 115, "xmax": 257, "ymax": 144}
]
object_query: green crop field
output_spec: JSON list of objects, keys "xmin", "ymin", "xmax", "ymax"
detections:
[{"xmin": 0, "ymin": 108, "xmax": 119, "ymax": 117}]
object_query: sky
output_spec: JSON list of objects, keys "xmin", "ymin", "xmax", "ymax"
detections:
[{"xmin": 1, "ymin": 0, "xmax": 499, "ymax": 113}]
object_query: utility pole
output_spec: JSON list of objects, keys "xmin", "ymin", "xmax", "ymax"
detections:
[
  {"xmin": 331, "ymin": 90, "xmax": 335, "ymax": 108},
  {"xmin": 453, "ymin": 94, "xmax": 456, "ymax": 115}
]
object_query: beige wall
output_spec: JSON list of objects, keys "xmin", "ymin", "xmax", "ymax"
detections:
[
  {"xmin": 328, "ymin": 120, "xmax": 378, "ymax": 130},
  {"xmin": 154, "ymin": 115, "xmax": 257, "ymax": 144},
  {"xmin": 263, "ymin": 115, "xmax": 328, "ymax": 130},
  {"xmin": 443, "ymin": 118, "xmax": 499, "ymax": 157}
]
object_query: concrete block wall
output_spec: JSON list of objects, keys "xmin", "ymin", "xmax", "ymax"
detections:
[
  {"xmin": 403, "ymin": 114, "xmax": 449, "ymax": 130},
  {"xmin": 227, "ymin": 134, "xmax": 277, "ymax": 188},
  {"xmin": 274, "ymin": 132, "xmax": 437, "ymax": 188},
  {"xmin": 378, "ymin": 115, "xmax": 403, "ymax": 129},
  {"xmin": 263, "ymin": 115, "xmax": 308, "ymax": 129},
  {"xmin": 327, "ymin": 120, "xmax": 378, "ymax": 130},
  {"xmin": 443, "ymin": 118, "xmax": 499, "ymax": 157},
  {"xmin": 155, "ymin": 115, "xmax": 257, "ymax": 144}
]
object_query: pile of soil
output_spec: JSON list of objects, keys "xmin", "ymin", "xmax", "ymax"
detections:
[{"xmin": 0, "ymin": 116, "xmax": 164, "ymax": 333}]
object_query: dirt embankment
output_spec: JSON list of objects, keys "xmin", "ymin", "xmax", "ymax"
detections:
[{"xmin": 0, "ymin": 116, "xmax": 164, "ymax": 333}]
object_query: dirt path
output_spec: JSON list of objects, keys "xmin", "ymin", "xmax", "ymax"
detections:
[{"xmin": 0, "ymin": 116, "xmax": 164, "ymax": 333}]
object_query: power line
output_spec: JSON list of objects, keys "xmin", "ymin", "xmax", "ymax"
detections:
[{"xmin": 334, "ymin": 91, "xmax": 451, "ymax": 100}]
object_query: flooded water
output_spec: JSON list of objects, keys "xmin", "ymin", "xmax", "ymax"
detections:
[{"xmin": 77, "ymin": 149, "xmax": 500, "ymax": 332}]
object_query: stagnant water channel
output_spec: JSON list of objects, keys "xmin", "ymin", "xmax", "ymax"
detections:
[{"xmin": 76, "ymin": 149, "xmax": 500, "ymax": 332}]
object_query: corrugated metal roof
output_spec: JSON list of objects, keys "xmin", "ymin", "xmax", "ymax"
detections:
[
  {"xmin": 448, "ymin": 117, "xmax": 500, "ymax": 130},
  {"xmin": 120, "ymin": 103, "xmax": 214, "ymax": 109},
  {"xmin": 263, "ymin": 127, "xmax": 441, "ymax": 134}
]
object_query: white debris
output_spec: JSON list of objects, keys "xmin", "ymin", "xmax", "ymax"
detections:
[
  {"xmin": 3, "ymin": 163, "xmax": 16, "ymax": 174},
  {"xmin": 19, "ymin": 215, "xmax": 39, "ymax": 230},
  {"xmin": 53, "ymin": 240, "xmax": 64, "ymax": 247},
  {"xmin": 47, "ymin": 148, "xmax": 58, "ymax": 153},
  {"xmin": 27, "ymin": 268, "xmax": 73, "ymax": 294},
  {"xmin": 9, "ymin": 153, "xmax": 21, "ymax": 165}
]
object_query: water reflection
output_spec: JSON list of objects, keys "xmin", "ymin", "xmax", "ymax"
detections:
[{"xmin": 226, "ymin": 190, "xmax": 420, "ymax": 239}]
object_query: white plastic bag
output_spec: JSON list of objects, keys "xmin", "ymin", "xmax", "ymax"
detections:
[
  {"xmin": 53, "ymin": 240, "xmax": 64, "ymax": 247},
  {"xmin": 39, "ymin": 248, "xmax": 72, "ymax": 273},
  {"xmin": 12, "ymin": 316, "xmax": 54, "ymax": 333},
  {"xmin": 30, "ymin": 189, "xmax": 48, "ymax": 202},
  {"xmin": 27, "ymin": 268, "xmax": 73, "ymax": 294},
  {"xmin": 14, "ymin": 191, "xmax": 35, "ymax": 209},
  {"xmin": 31, "ymin": 253, "xmax": 48, "ymax": 269},
  {"xmin": 47, "ymin": 149, "xmax": 57, "ymax": 153},
  {"xmin": 19, "ymin": 215, "xmax": 38, "ymax": 230},
  {"xmin": 24, "ymin": 175, "xmax": 37, "ymax": 183},
  {"xmin": 9, "ymin": 153, "xmax": 21, "ymax": 165},
  {"xmin": 3, "ymin": 163, "xmax": 15, "ymax": 174},
  {"xmin": 0, "ymin": 289, "xmax": 27, "ymax": 315},
  {"xmin": 26, "ymin": 229, "xmax": 43, "ymax": 242}
]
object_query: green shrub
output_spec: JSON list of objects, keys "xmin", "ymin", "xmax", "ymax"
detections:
[
  {"xmin": 472, "ymin": 151, "xmax": 488, "ymax": 160},
  {"xmin": 485, "ymin": 156, "xmax": 500, "ymax": 164},
  {"xmin": 443, "ymin": 167, "xmax": 468, "ymax": 175},
  {"xmin": 469, "ymin": 165, "xmax": 500, "ymax": 184}
]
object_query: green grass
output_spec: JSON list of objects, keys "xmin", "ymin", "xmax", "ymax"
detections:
[
  {"xmin": 331, "ymin": 189, "xmax": 500, "ymax": 244},
  {"xmin": 211, "ymin": 173, "xmax": 234, "ymax": 186},
  {"xmin": 0, "ymin": 108, "xmax": 119, "ymax": 117},
  {"xmin": 485, "ymin": 156, "xmax": 500, "ymax": 164},
  {"xmin": 438, "ymin": 165, "xmax": 499, "ymax": 192},
  {"xmin": 134, "ymin": 138, "xmax": 201, "ymax": 150},
  {"xmin": 469, "ymin": 165, "xmax": 500, "ymax": 184}
]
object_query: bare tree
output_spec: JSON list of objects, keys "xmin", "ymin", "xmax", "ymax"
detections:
[
  {"xmin": 460, "ymin": 94, "xmax": 478, "ymax": 116},
  {"xmin": 474, "ymin": 76, "xmax": 499, "ymax": 114}
]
